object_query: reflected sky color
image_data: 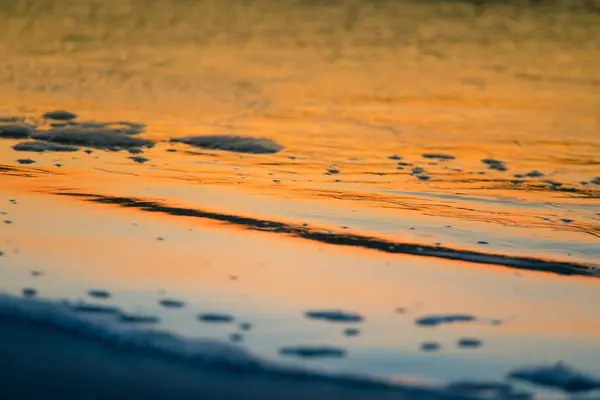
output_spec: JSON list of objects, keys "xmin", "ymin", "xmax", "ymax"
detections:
[{"xmin": 0, "ymin": 0, "xmax": 599, "ymax": 397}]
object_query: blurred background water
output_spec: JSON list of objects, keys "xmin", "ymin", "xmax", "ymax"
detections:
[{"xmin": 1, "ymin": 1, "xmax": 599, "ymax": 398}]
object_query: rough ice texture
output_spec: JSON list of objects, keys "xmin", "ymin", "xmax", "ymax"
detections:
[
  {"xmin": 508, "ymin": 363, "xmax": 600, "ymax": 393},
  {"xmin": 13, "ymin": 141, "xmax": 79, "ymax": 152},
  {"xmin": 415, "ymin": 314, "xmax": 477, "ymax": 327},
  {"xmin": 305, "ymin": 310, "xmax": 364, "ymax": 323},
  {"xmin": 33, "ymin": 127, "xmax": 154, "ymax": 150},
  {"xmin": 171, "ymin": 135, "xmax": 283, "ymax": 154},
  {"xmin": 0, "ymin": 124, "xmax": 35, "ymax": 138}
]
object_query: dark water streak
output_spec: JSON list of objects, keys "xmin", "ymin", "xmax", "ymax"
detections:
[{"xmin": 52, "ymin": 191, "xmax": 600, "ymax": 279}]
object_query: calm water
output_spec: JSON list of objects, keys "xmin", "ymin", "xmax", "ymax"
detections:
[{"xmin": 1, "ymin": 0, "xmax": 600, "ymax": 398}]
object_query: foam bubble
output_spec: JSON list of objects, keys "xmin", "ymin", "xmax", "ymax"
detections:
[
  {"xmin": 421, "ymin": 342, "xmax": 440, "ymax": 352},
  {"xmin": 482, "ymin": 159, "xmax": 508, "ymax": 171},
  {"xmin": 171, "ymin": 135, "xmax": 283, "ymax": 154},
  {"xmin": 305, "ymin": 310, "xmax": 364, "ymax": 323},
  {"xmin": 279, "ymin": 346, "xmax": 346, "ymax": 358},
  {"xmin": 422, "ymin": 154, "xmax": 455, "ymax": 160},
  {"xmin": 197, "ymin": 313, "xmax": 234, "ymax": 323},
  {"xmin": 13, "ymin": 141, "xmax": 79, "ymax": 152},
  {"xmin": 415, "ymin": 314, "xmax": 477, "ymax": 327},
  {"xmin": 0, "ymin": 124, "xmax": 35, "ymax": 138},
  {"xmin": 43, "ymin": 110, "xmax": 78, "ymax": 120},
  {"xmin": 457, "ymin": 338, "xmax": 482, "ymax": 349},
  {"xmin": 87, "ymin": 289, "xmax": 111, "ymax": 299},
  {"xmin": 33, "ymin": 127, "xmax": 154, "ymax": 150},
  {"xmin": 129, "ymin": 156, "xmax": 149, "ymax": 164},
  {"xmin": 508, "ymin": 363, "xmax": 600, "ymax": 393},
  {"xmin": 159, "ymin": 299, "xmax": 186, "ymax": 308}
]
